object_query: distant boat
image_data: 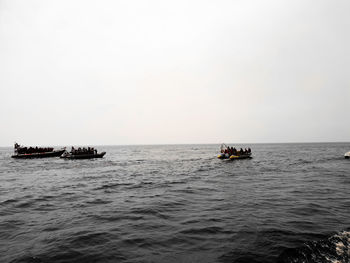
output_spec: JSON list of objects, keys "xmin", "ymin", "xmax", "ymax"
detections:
[
  {"xmin": 11, "ymin": 149, "xmax": 66, "ymax": 159},
  {"xmin": 345, "ymin": 151, "xmax": 350, "ymax": 159},
  {"xmin": 217, "ymin": 143, "xmax": 252, "ymax": 160},
  {"xmin": 60, "ymin": 151, "xmax": 106, "ymax": 159},
  {"xmin": 11, "ymin": 143, "xmax": 65, "ymax": 159}
]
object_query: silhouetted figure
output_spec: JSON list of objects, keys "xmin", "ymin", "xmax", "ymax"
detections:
[{"xmin": 232, "ymin": 147, "xmax": 237, "ymax": 155}]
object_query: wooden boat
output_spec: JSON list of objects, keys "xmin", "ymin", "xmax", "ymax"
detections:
[
  {"xmin": 60, "ymin": 151, "xmax": 106, "ymax": 159},
  {"xmin": 11, "ymin": 149, "xmax": 65, "ymax": 159}
]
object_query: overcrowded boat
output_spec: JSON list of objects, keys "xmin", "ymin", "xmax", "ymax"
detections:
[
  {"xmin": 60, "ymin": 147, "xmax": 106, "ymax": 159},
  {"xmin": 217, "ymin": 144, "xmax": 252, "ymax": 160},
  {"xmin": 11, "ymin": 143, "xmax": 65, "ymax": 159}
]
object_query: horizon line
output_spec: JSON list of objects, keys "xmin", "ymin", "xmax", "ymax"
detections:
[{"xmin": 1, "ymin": 141, "xmax": 350, "ymax": 148}]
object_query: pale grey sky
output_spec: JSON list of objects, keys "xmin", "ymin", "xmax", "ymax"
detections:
[{"xmin": 0, "ymin": 0, "xmax": 349, "ymax": 146}]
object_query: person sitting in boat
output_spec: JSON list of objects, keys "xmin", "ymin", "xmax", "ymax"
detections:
[
  {"xmin": 248, "ymin": 148, "xmax": 251, "ymax": 153},
  {"xmin": 232, "ymin": 147, "xmax": 237, "ymax": 155},
  {"xmin": 239, "ymin": 148, "xmax": 244, "ymax": 155},
  {"xmin": 14, "ymin": 143, "xmax": 20, "ymax": 154},
  {"xmin": 22, "ymin": 147, "xmax": 28, "ymax": 154}
]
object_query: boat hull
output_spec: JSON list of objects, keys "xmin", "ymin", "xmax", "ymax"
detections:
[
  {"xmin": 217, "ymin": 153, "xmax": 229, "ymax": 159},
  {"xmin": 218, "ymin": 153, "xmax": 252, "ymax": 160},
  {"xmin": 229, "ymin": 153, "xmax": 252, "ymax": 160},
  {"xmin": 11, "ymin": 149, "xmax": 65, "ymax": 159},
  {"xmin": 61, "ymin": 152, "xmax": 106, "ymax": 159}
]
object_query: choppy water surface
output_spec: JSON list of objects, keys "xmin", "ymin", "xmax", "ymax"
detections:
[{"xmin": 0, "ymin": 143, "xmax": 349, "ymax": 263}]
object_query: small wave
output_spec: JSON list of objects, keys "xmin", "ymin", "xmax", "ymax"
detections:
[
  {"xmin": 288, "ymin": 159, "xmax": 313, "ymax": 166},
  {"xmin": 94, "ymin": 182, "xmax": 133, "ymax": 190},
  {"xmin": 180, "ymin": 226, "xmax": 224, "ymax": 235},
  {"xmin": 165, "ymin": 179, "xmax": 188, "ymax": 185},
  {"xmin": 0, "ymin": 219, "xmax": 24, "ymax": 229},
  {"xmin": 130, "ymin": 207, "xmax": 169, "ymax": 219},
  {"xmin": 126, "ymin": 181, "xmax": 154, "ymax": 189},
  {"xmin": 86, "ymin": 198, "xmax": 112, "ymax": 205},
  {"xmin": 122, "ymin": 236, "xmax": 148, "ymax": 246},
  {"xmin": 180, "ymin": 157, "xmax": 202, "ymax": 162},
  {"xmin": 66, "ymin": 231, "xmax": 111, "ymax": 247},
  {"xmin": 171, "ymin": 187, "xmax": 195, "ymax": 194},
  {"xmin": 277, "ymin": 230, "xmax": 350, "ymax": 263},
  {"xmin": 15, "ymin": 200, "xmax": 36, "ymax": 208},
  {"xmin": 1, "ymin": 198, "xmax": 19, "ymax": 205},
  {"xmin": 13, "ymin": 250, "xmax": 127, "ymax": 263},
  {"xmin": 93, "ymin": 214, "xmax": 144, "ymax": 222}
]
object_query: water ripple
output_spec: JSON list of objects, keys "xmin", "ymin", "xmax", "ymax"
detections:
[{"xmin": 0, "ymin": 143, "xmax": 349, "ymax": 263}]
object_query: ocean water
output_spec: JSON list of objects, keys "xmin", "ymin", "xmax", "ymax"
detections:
[{"xmin": 0, "ymin": 143, "xmax": 349, "ymax": 263}]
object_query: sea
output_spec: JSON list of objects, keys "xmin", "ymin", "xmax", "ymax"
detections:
[{"xmin": 0, "ymin": 143, "xmax": 349, "ymax": 263}]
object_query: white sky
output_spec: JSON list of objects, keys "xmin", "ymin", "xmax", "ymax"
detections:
[{"xmin": 0, "ymin": 0, "xmax": 349, "ymax": 146}]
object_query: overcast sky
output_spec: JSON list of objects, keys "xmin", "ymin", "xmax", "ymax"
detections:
[{"xmin": 0, "ymin": 0, "xmax": 349, "ymax": 146}]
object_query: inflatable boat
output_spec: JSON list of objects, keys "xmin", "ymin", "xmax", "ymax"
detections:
[{"xmin": 217, "ymin": 144, "xmax": 252, "ymax": 160}]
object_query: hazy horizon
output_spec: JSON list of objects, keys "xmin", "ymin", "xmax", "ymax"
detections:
[
  {"xmin": 1, "ymin": 0, "xmax": 349, "ymax": 147},
  {"xmin": 1, "ymin": 140, "xmax": 350, "ymax": 148}
]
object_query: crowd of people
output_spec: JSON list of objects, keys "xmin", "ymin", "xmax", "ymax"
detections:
[
  {"xmin": 221, "ymin": 146, "xmax": 251, "ymax": 156},
  {"xmin": 14, "ymin": 143, "xmax": 98, "ymax": 156},
  {"xmin": 70, "ymin": 147, "xmax": 97, "ymax": 155},
  {"xmin": 14, "ymin": 143, "xmax": 54, "ymax": 154}
]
